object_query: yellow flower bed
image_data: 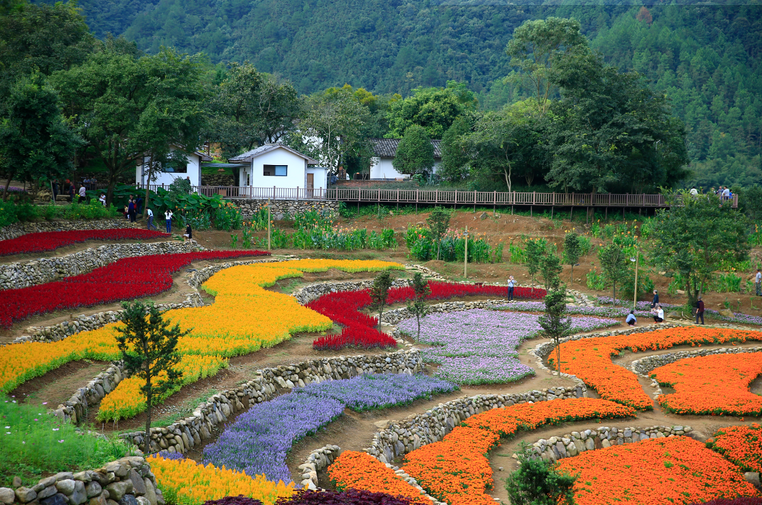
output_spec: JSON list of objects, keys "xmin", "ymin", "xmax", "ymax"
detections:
[
  {"xmin": 97, "ymin": 354, "xmax": 229, "ymax": 422},
  {"xmin": 0, "ymin": 260, "xmax": 402, "ymax": 419},
  {"xmin": 147, "ymin": 454, "xmax": 294, "ymax": 505}
]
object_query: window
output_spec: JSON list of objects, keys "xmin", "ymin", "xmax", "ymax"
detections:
[
  {"xmin": 263, "ymin": 165, "xmax": 287, "ymax": 176},
  {"xmin": 161, "ymin": 163, "xmax": 187, "ymax": 173}
]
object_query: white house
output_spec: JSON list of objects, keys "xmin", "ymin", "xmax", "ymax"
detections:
[
  {"xmin": 135, "ymin": 149, "xmax": 211, "ymax": 188},
  {"xmin": 229, "ymin": 144, "xmax": 328, "ymax": 195},
  {"xmin": 369, "ymin": 138, "xmax": 442, "ymax": 180}
]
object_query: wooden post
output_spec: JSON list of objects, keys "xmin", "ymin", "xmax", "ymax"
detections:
[
  {"xmin": 435, "ymin": 189, "xmax": 438, "ymax": 204},
  {"xmin": 273, "ymin": 185, "xmax": 276, "ymax": 199},
  {"xmin": 493, "ymin": 191, "xmax": 496, "ymax": 212},
  {"xmin": 267, "ymin": 199, "xmax": 271, "ymax": 251},
  {"xmin": 464, "ymin": 226, "xmax": 468, "ymax": 279},
  {"xmin": 473, "ymin": 190, "xmax": 477, "ymax": 213}
]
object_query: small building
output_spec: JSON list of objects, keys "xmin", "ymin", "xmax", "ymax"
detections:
[
  {"xmin": 135, "ymin": 149, "xmax": 211, "ymax": 188},
  {"xmin": 229, "ymin": 144, "xmax": 328, "ymax": 195},
  {"xmin": 369, "ymin": 138, "xmax": 442, "ymax": 180}
]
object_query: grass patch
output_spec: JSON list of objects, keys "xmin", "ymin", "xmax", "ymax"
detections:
[{"xmin": 151, "ymin": 389, "xmax": 220, "ymax": 428}]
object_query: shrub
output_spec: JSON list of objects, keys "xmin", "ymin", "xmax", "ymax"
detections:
[{"xmin": 505, "ymin": 448, "xmax": 577, "ymax": 505}]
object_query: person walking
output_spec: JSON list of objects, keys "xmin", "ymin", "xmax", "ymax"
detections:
[
  {"xmin": 651, "ymin": 289, "xmax": 659, "ymax": 309},
  {"xmin": 756, "ymin": 269, "xmax": 761, "ymax": 296},
  {"xmin": 165, "ymin": 209, "xmax": 173, "ymax": 233},
  {"xmin": 146, "ymin": 208, "xmax": 157, "ymax": 230},
  {"xmin": 78, "ymin": 184, "xmax": 86, "ymax": 203},
  {"xmin": 695, "ymin": 296, "xmax": 705, "ymax": 325},
  {"xmin": 184, "ymin": 224, "xmax": 192, "ymax": 242},
  {"xmin": 507, "ymin": 276, "xmax": 515, "ymax": 302},
  {"xmin": 127, "ymin": 198, "xmax": 136, "ymax": 222},
  {"xmin": 626, "ymin": 310, "xmax": 637, "ymax": 326}
]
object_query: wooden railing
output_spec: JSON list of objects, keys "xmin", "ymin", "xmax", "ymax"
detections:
[{"xmin": 133, "ymin": 184, "xmax": 739, "ymax": 209}]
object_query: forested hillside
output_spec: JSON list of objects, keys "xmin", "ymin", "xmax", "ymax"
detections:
[{"xmin": 28, "ymin": 0, "xmax": 762, "ymax": 187}]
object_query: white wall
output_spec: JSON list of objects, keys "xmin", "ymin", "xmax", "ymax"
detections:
[
  {"xmin": 306, "ymin": 167, "xmax": 328, "ymax": 191},
  {"xmin": 136, "ymin": 151, "xmax": 201, "ymax": 188},
  {"xmin": 369, "ymin": 157, "xmax": 409, "ymax": 180},
  {"xmin": 249, "ymin": 149, "xmax": 307, "ymax": 189}
]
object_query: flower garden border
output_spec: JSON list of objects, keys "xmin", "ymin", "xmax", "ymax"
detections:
[
  {"xmin": 0, "ymin": 241, "xmax": 200, "ymax": 291},
  {"xmin": 0, "ymin": 219, "xmax": 140, "ymax": 242},
  {"xmin": 526, "ymin": 425, "xmax": 694, "ymax": 462}
]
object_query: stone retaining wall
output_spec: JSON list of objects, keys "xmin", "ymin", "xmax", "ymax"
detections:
[
  {"xmin": 0, "ymin": 242, "xmax": 199, "ymax": 291},
  {"xmin": 0, "ymin": 219, "xmax": 138, "ymax": 242},
  {"xmin": 363, "ymin": 386, "xmax": 585, "ymax": 465},
  {"xmin": 291, "ymin": 279, "xmax": 413, "ymax": 305},
  {"xmin": 119, "ymin": 350, "xmax": 424, "ymax": 454},
  {"xmin": 53, "ymin": 363, "xmax": 126, "ymax": 425},
  {"xmin": 0, "ymin": 456, "xmax": 163, "ymax": 505},
  {"xmin": 528, "ymin": 425, "xmax": 693, "ymax": 462},
  {"xmin": 227, "ymin": 199, "xmax": 339, "ymax": 221}
]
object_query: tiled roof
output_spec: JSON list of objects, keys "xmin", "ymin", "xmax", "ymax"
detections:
[
  {"xmin": 370, "ymin": 138, "xmax": 441, "ymax": 158},
  {"xmin": 229, "ymin": 144, "xmax": 318, "ymax": 164}
]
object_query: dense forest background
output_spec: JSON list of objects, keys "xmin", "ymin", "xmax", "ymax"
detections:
[{"xmin": 32, "ymin": 0, "xmax": 762, "ymax": 188}]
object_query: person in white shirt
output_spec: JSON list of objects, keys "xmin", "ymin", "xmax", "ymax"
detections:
[
  {"xmin": 165, "ymin": 209, "xmax": 173, "ymax": 233},
  {"xmin": 98, "ymin": 193, "xmax": 106, "ymax": 207},
  {"xmin": 78, "ymin": 184, "xmax": 86, "ymax": 203},
  {"xmin": 507, "ymin": 276, "xmax": 515, "ymax": 301},
  {"xmin": 146, "ymin": 208, "xmax": 157, "ymax": 230},
  {"xmin": 689, "ymin": 187, "xmax": 698, "ymax": 196},
  {"xmin": 653, "ymin": 305, "xmax": 664, "ymax": 323},
  {"xmin": 756, "ymin": 269, "xmax": 761, "ymax": 296}
]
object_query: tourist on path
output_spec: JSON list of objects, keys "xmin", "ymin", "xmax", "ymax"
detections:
[
  {"xmin": 507, "ymin": 276, "xmax": 515, "ymax": 302},
  {"xmin": 146, "ymin": 208, "xmax": 157, "ymax": 230},
  {"xmin": 127, "ymin": 198, "xmax": 136, "ymax": 222},
  {"xmin": 695, "ymin": 296, "xmax": 705, "ymax": 325},
  {"xmin": 78, "ymin": 184, "xmax": 86, "ymax": 203},
  {"xmin": 626, "ymin": 310, "xmax": 637, "ymax": 326},
  {"xmin": 653, "ymin": 305, "xmax": 664, "ymax": 323},
  {"xmin": 756, "ymin": 269, "xmax": 761, "ymax": 296},
  {"xmin": 651, "ymin": 289, "xmax": 659, "ymax": 309},
  {"xmin": 184, "ymin": 224, "xmax": 192, "ymax": 242},
  {"xmin": 165, "ymin": 209, "xmax": 173, "ymax": 233}
]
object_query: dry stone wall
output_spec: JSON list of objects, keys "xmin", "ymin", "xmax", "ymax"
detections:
[
  {"xmin": 363, "ymin": 386, "xmax": 585, "ymax": 465},
  {"xmin": 0, "ymin": 242, "xmax": 199, "ymax": 291},
  {"xmin": 0, "ymin": 219, "xmax": 138, "ymax": 242},
  {"xmin": 119, "ymin": 350, "xmax": 425, "ymax": 454},
  {"xmin": 0, "ymin": 456, "xmax": 163, "ymax": 505},
  {"xmin": 528, "ymin": 425, "xmax": 693, "ymax": 462},
  {"xmin": 227, "ymin": 198, "xmax": 339, "ymax": 221}
]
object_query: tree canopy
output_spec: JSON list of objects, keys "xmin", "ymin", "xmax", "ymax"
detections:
[{"xmin": 393, "ymin": 125, "xmax": 435, "ymax": 176}]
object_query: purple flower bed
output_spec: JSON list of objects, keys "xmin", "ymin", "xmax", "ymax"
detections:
[
  {"xmin": 397, "ymin": 309, "xmax": 619, "ymax": 384},
  {"xmin": 203, "ymin": 374, "xmax": 458, "ymax": 483},
  {"xmin": 596, "ymin": 296, "xmax": 762, "ymax": 326},
  {"xmin": 596, "ymin": 296, "xmax": 678, "ymax": 310},
  {"xmin": 501, "ymin": 301, "xmax": 654, "ymax": 319}
]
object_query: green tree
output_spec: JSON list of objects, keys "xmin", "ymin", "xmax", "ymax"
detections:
[
  {"xmin": 539, "ymin": 285, "xmax": 573, "ymax": 374},
  {"xmin": 525, "ymin": 238, "xmax": 548, "ymax": 286},
  {"xmin": 439, "ymin": 115, "xmax": 472, "ymax": 183},
  {"xmin": 505, "ymin": 17, "xmax": 587, "ymax": 113},
  {"xmin": 506, "ymin": 445, "xmax": 577, "ymax": 505},
  {"xmin": 540, "ymin": 252, "xmax": 563, "ymax": 292},
  {"xmin": 393, "ymin": 125, "xmax": 435, "ymax": 176},
  {"xmin": 0, "ymin": 0, "xmax": 94, "ymax": 104},
  {"xmin": 115, "ymin": 301, "xmax": 188, "ymax": 453},
  {"xmin": 52, "ymin": 44, "xmax": 208, "ymax": 205},
  {"xmin": 598, "ymin": 242, "xmax": 630, "ymax": 305},
  {"xmin": 288, "ymin": 87, "xmax": 373, "ymax": 174},
  {"xmin": 563, "ymin": 231, "xmax": 583, "ymax": 285},
  {"xmin": 204, "ymin": 63, "xmax": 301, "ymax": 159},
  {"xmin": 0, "ymin": 73, "xmax": 83, "ymax": 200},
  {"xmin": 369, "ymin": 270, "xmax": 394, "ymax": 322},
  {"xmin": 387, "ymin": 81, "xmax": 478, "ymax": 139},
  {"xmin": 651, "ymin": 192, "xmax": 750, "ymax": 306},
  {"xmin": 406, "ymin": 272, "xmax": 431, "ymax": 340},
  {"xmin": 426, "ymin": 207, "xmax": 451, "ymax": 261}
]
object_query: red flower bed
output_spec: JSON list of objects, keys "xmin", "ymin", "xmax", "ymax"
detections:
[
  {"xmin": 0, "ymin": 229, "xmax": 170, "ymax": 256},
  {"xmin": 309, "ymin": 282, "xmax": 546, "ymax": 350},
  {"xmin": 0, "ymin": 250, "xmax": 269, "ymax": 328}
]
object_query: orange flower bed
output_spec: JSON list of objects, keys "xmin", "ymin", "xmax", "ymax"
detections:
[
  {"xmin": 328, "ymin": 451, "xmax": 432, "ymax": 505},
  {"xmin": 401, "ymin": 398, "xmax": 635, "ymax": 505},
  {"xmin": 557, "ymin": 436, "xmax": 760, "ymax": 505},
  {"xmin": 550, "ymin": 327, "xmax": 762, "ymax": 409},
  {"xmin": 651, "ymin": 353, "xmax": 762, "ymax": 416},
  {"xmin": 707, "ymin": 424, "xmax": 762, "ymax": 473}
]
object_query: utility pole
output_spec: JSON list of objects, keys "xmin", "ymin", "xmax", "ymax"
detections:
[{"xmin": 464, "ymin": 226, "xmax": 468, "ymax": 279}]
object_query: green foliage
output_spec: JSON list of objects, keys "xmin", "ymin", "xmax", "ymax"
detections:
[
  {"xmin": 406, "ymin": 272, "xmax": 431, "ymax": 340},
  {"xmin": 0, "ymin": 396, "xmax": 135, "ymax": 486},
  {"xmin": 0, "ymin": 199, "xmax": 119, "ymax": 228},
  {"xmin": 505, "ymin": 446, "xmax": 577, "ymax": 505},
  {"xmin": 651, "ymin": 192, "xmax": 751, "ymax": 305},
  {"xmin": 712, "ymin": 272, "xmax": 743, "ymax": 294},
  {"xmin": 508, "ymin": 242, "xmax": 527, "ymax": 264},
  {"xmin": 149, "ymin": 187, "xmax": 241, "ymax": 231},
  {"xmin": 426, "ymin": 207, "xmax": 451, "ymax": 260},
  {"xmin": 293, "ymin": 208, "xmax": 334, "ymax": 232},
  {"xmin": 525, "ymin": 237, "xmax": 550, "ymax": 285},
  {"xmin": 406, "ymin": 227, "xmax": 502, "ymax": 264},
  {"xmin": 393, "ymin": 125, "xmax": 435, "ymax": 176},
  {"xmin": 0, "ymin": 73, "xmax": 83, "ymax": 196},
  {"xmin": 598, "ymin": 243, "xmax": 631, "ymax": 304},
  {"xmin": 439, "ymin": 116, "xmax": 473, "ymax": 184},
  {"xmin": 115, "ymin": 301, "xmax": 188, "ymax": 453},
  {"xmin": 386, "ymin": 82, "xmax": 478, "ymax": 138},
  {"xmin": 563, "ymin": 231, "xmax": 583, "ymax": 285},
  {"xmin": 540, "ymin": 253, "xmax": 562, "ymax": 292},
  {"xmin": 586, "ymin": 267, "xmax": 606, "ymax": 291},
  {"xmin": 369, "ymin": 270, "xmax": 393, "ymax": 320}
]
